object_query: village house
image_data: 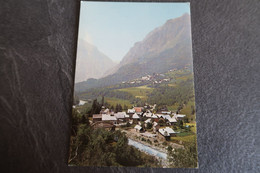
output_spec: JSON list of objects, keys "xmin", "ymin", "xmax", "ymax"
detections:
[
  {"xmin": 125, "ymin": 114, "xmax": 130, "ymax": 121},
  {"xmin": 153, "ymin": 122, "xmax": 160, "ymax": 132},
  {"xmin": 157, "ymin": 114, "xmax": 171, "ymax": 121},
  {"xmin": 163, "ymin": 78, "xmax": 170, "ymax": 82},
  {"xmin": 92, "ymin": 114, "xmax": 102, "ymax": 123},
  {"xmin": 144, "ymin": 118, "xmax": 152, "ymax": 124},
  {"xmin": 132, "ymin": 113, "xmax": 140, "ymax": 123},
  {"xmin": 159, "ymin": 127, "xmax": 178, "ymax": 140},
  {"xmin": 114, "ymin": 112, "xmax": 129, "ymax": 123},
  {"xmin": 134, "ymin": 124, "xmax": 144, "ymax": 133},
  {"xmin": 102, "ymin": 114, "xmax": 117, "ymax": 124},
  {"xmin": 174, "ymin": 114, "xmax": 186, "ymax": 120},
  {"xmin": 127, "ymin": 108, "xmax": 135, "ymax": 118},
  {"xmin": 133, "ymin": 107, "xmax": 143, "ymax": 115},
  {"xmin": 100, "ymin": 108, "xmax": 110, "ymax": 114},
  {"xmin": 161, "ymin": 111, "xmax": 171, "ymax": 115},
  {"xmin": 143, "ymin": 112, "xmax": 153, "ymax": 118},
  {"xmin": 157, "ymin": 114, "xmax": 163, "ymax": 118},
  {"xmin": 141, "ymin": 76, "xmax": 149, "ymax": 80},
  {"xmin": 151, "ymin": 114, "xmax": 159, "ymax": 122},
  {"xmin": 168, "ymin": 118, "xmax": 177, "ymax": 125}
]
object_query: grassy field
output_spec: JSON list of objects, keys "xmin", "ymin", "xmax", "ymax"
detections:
[
  {"xmin": 116, "ymin": 85, "xmax": 154, "ymax": 101},
  {"xmin": 105, "ymin": 97, "xmax": 133, "ymax": 108},
  {"xmin": 170, "ymin": 122, "xmax": 197, "ymax": 143},
  {"xmin": 171, "ymin": 134, "xmax": 197, "ymax": 143},
  {"xmin": 175, "ymin": 74, "xmax": 193, "ymax": 84},
  {"xmin": 167, "ymin": 83, "xmax": 177, "ymax": 87},
  {"xmin": 171, "ymin": 123, "xmax": 196, "ymax": 142},
  {"xmin": 186, "ymin": 123, "xmax": 197, "ymax": 133},
  {"xmin": 166, "ymin": 69, "xmax": 194, "ymax": 84}
]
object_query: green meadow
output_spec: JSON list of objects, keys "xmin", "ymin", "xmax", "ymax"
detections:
[
  {"xmin": 116, "ymin": 85, "xmax": 154, "ymax": 101},
  {"xmin": 170, "ymin": 123, "xmax": 197, "ymax": 144},
  {"xmin": 105, "ymin": 97, "xmax": 133, "ymax": 108}
]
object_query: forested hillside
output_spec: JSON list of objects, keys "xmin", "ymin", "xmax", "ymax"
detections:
[
  {"xmin": 69, "ymin": 109, "xmax": 161, "ymax": 167},
  {"xmin": 76, "ymin": 68, "xmax": 196, "ymax": 121}
]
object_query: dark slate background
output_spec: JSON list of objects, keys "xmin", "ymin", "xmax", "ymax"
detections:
[{"xmin": 0, "ymin": 0, "xmax": 259, "ymax": 172}]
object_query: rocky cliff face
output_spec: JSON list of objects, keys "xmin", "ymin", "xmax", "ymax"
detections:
[{"xmin": 118, "ymin": 13, "xmax": 192, "ymax": 69}]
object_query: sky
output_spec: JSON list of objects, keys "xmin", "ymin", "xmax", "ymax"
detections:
[{"xmin": 78, "ymin": 1, "xmax": 190, "ymax": 62}]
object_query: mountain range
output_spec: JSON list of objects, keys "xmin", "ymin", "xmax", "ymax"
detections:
[
  {"xmin": 74, "ymin": 39, "xmax": 117, "ymax": 83},
  {"xmin": 75, "ymin": 13, "xmax": 192, "ymax": 92}
]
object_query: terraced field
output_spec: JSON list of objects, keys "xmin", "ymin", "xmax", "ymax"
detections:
[
  {"xmin": 116, "ymin": 85, "xmax": 154, "ymax": 101},
  {"xmin": 105, "ymin": 97, "xmax": 133, "ymax": 108}
]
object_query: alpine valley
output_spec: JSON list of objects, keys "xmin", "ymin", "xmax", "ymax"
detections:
[
  {"xmin": 70, "ymin": 13, "xmax": 197, "ymax": 168},
  {"xmin": 75, "ymin": 13, "xmax": 192, "ymax": 92}
]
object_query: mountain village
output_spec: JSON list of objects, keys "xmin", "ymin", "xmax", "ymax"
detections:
[
  {"xmin": 91, "ymin": 105, "xmax": 187, "ymax": 139},
  {"xmin": 70, "ymin": 11, "xmax": 197, "ymax": 167}
]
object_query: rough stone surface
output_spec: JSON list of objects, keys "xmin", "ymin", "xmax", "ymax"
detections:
[{"xmin": 0, "ymin": 0, "xmax": 259, "ymax": 173}]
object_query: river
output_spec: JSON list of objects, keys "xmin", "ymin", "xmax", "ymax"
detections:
[{"xmin": 128, "ymin": 139, "xmax": 167, "ymax": 160}]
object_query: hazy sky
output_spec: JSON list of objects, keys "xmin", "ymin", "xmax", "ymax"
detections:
[{"xmin": 78, "ymin": 1, "xmax": 190, "ymax": 62}]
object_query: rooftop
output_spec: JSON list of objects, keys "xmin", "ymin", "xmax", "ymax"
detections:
[
  {"xmin": 114, "ymin": 112, "xmax": 127, "ymax": 119},
  {"xmin": 144, "ymin": 112, "xmax": 152, "ymax": 118},
  {"xmin": 151, "ymin": 114, "xmax": 158, "ymax": 118},
  {"xmin": 159, "ymin": 127, "xmax": 177, "ymax": 136},
  {"xmin": 127, "ymin": 109, "xmax": 135, "ymax": 113},
  {"xmin": 102, "ymin": 114, "xmax": 117, "ymax": 121},
  {"xmin": 93, "ymin": 114, "xmax": 102, "ymax": 119},
  {"xmin": 168, "ymin": 118, "xmax": 177, "ymax": 123},
  {"xmin": 134, "ymin": 125, "xmax": 142, "ymax": 131},
  {"xmin": 133, "ymin": 107, "xmax": 143, "ymax": 113},
  {"xmin": 145, "ymin": 118, "xmax": 152, "ymax": 124},
  {"xmin": 132, "ymin": 113, "xmax": 140, "ymax": 119},
  {"xmin": 176, "ymin": 114, "xmax": 186, "ymax": 118}
]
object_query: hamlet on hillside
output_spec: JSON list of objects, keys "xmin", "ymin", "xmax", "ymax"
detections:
[{"xmin": 69, "ymin": 1, "xmax": 197, "ymax": 168}]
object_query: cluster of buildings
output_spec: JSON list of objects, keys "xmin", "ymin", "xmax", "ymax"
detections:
[
  {"xmin": 121, "ymin": 73, "xmax": 171, "ymax": 85},
  {"xmin": 92, "ymin": 106, "xmax": 187, "ymax": 140}
]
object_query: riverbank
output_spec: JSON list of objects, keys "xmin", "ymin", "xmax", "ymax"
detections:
[
  {"xmin": 124, "ymin": 130, "xmax": 168, "ymax": 153},
  {"xmin": 121, "ymin": 128, "xmax": 185, "ymax": 168},
  {"xmin": 128, "ymin": 138, "xmax": 170, "ymax": 168},
  {"xmin": 122, "ymin": 129, "xmax": 183, "ymax": 153}
]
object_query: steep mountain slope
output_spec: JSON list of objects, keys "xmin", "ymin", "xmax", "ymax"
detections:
[
  {"xmin": 75, "ymin": 39, "xmax": 117, "ymax": 83},
  {"xmin": 75, "ymin": 13, "xmax": 192, "ymax": 92},
  {"xmin": 119, "ymin": 13, "xmax": 192, "ymax": 67}
]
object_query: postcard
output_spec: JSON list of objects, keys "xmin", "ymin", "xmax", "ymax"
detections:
[{"xmin": 69, "ymin": 1, "xmax": 197, "ymax": 168}]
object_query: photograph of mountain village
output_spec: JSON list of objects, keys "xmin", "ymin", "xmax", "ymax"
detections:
[{"xmin": 69, "ymin": 2, "xmax": 198, "ymax": 168}]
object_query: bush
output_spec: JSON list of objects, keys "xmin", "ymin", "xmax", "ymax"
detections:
[
  {"xmin": 147, "ymin": 139, "xmax": 152, "ymax": 144},
  {"xmin": 146, "ymin": 122, "xmax": 153, "ymax": 129},
  {"xmin": 168, "ymin": 137, "xmax": 198, "ymax": 168}
]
